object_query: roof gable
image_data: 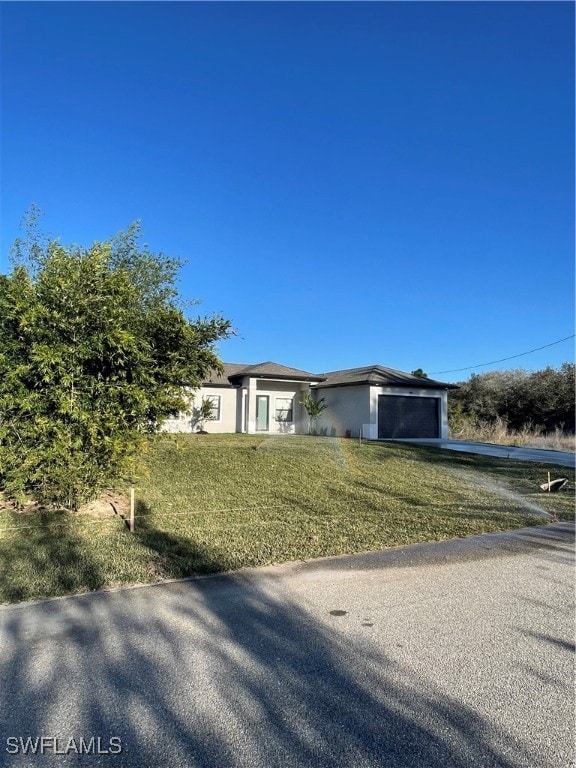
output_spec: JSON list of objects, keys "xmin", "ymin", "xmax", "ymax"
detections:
[
  {"xmin": 202, "ymin": 361, "xmax": 325, "ymax": 387},
  {"xmin": 235, "ymin": 361, "xmax": 325, "ymax": 381},
  {"xmin": 315, "ymin": 365, "xmax": 457, "ymax": 389}
]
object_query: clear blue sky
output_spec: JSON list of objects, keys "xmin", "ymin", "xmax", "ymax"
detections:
[{"xmin": 1, "ymin": 1, "xmax": 574, "ymax": 383}]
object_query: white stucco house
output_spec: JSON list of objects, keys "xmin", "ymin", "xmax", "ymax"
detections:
[{"xmin": 162, "ymin": 361, "xmax": 457, "ymax": 440}]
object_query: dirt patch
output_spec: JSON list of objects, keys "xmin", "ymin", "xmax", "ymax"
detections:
[
  {"xmin": 76, "ymin": 492, "xmax": 130, "ymax": 519},
  {"xmin": 0, "ymin": 490, "xmax": 130, "ymax": 518},
  {"xmin": 0, "ymin": 493, "xmax": 41, "ymax": 515}
]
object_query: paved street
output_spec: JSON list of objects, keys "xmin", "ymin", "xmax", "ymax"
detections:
[{"xmin": 0, "ymin": 523, "xmax": 574, "ymax": 768}]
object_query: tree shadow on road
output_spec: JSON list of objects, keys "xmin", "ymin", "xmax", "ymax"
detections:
[{"xmin": 0, "ymin": 526, "xmax": 536, "ymax": 768}]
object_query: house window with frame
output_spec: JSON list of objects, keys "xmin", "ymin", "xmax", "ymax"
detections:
[
  {"xmin": 205, "ymin": 395, "xmax": 221, "ymax": 421},
  {"xmin": 275, "ymin": 397, "xmax": 294, "ymax": 423}
]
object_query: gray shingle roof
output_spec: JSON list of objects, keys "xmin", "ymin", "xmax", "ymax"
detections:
[
  {"xmin": 202, "ymin": 363, "xmax": 249, "ymax": 387},
  {"xmin": 202, "ymin": 362, "xmax": 456, "ymax": 389},
  {"xmin": 202, "ymin": 361, "xmax": 325, "ymax": 387},
  {"xmin": 314, "ymin": 365, "xmax": 458, "ymax": 390},
  {"xmin": 236, "ymin": 362, "xmax": 326, "ymax": 381}
]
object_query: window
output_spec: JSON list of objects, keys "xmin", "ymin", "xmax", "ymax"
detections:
[
  {"xmin": 205, "ymin": 395, "xmax": 221, "ymax": 421},
  {"xmin": 275, "ymin": 397, "xmax": 294, "ymax": 423}
]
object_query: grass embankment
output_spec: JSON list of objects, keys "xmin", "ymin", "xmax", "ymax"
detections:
[{"xmin": 0, "ymin": 435, "xmax": 573, "ymax": 604}]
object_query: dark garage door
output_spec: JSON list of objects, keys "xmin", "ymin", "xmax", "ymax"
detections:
[{"xmin": 378, "ymin": 395, "xmax": 440, "ymax": 439}]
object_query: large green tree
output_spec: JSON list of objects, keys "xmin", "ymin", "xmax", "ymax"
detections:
[{"xmin": 0, "ymin": 219, "xmax": 231, "ymax": 508}]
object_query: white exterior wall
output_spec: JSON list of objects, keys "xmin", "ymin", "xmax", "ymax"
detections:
[
  {"xmin": 369, "ymin": 385, "xmax": 449, "ymax": 439},
  {"xmin": 245, "ymin": 379, "xmax": 310, "ymax": 435},
  {"xmin": 196, "ymin": 386, "xmax": 239, "ymax": 433},
  {"xmin": 313, "ymin": 385, "xmax": 371, "ymax": 438},
  {"xmin": 160, "ymin": 387, "xmax": 195, "ymax": 433},
  {"xmin": 161, "ymin": 386, "xmax": 238, "ymax": 433},
  {"xmin": 162, "ymin": 379, "xmax": 325, "ymax": 435}
]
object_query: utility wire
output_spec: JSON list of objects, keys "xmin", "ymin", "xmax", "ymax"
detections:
[{"xmin": 430, "ymin": 334, "xmax": 575, "ymax": 375}]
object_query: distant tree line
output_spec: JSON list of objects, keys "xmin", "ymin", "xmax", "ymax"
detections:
[{"xmin": 448, "ymin": 364, "xmax": 575, "ymax": 434}]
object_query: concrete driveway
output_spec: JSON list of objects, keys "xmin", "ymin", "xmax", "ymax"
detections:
[
  {"xmin": 0, "ymin": 522, "xmax": 574, "ymax": 768},
  {"xmin": 392, "ymin": 438, "xmax": 575, "ymax": 468}
]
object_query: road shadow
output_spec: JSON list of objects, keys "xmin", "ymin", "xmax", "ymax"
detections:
[{"xmin": 0, "ymin": 527, "xmax": 536, "ymax": 768}]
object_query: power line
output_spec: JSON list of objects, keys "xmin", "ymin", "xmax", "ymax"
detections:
[{"xmin": 430, "ymin": 334, "xmax": 575, "ymax": 375}]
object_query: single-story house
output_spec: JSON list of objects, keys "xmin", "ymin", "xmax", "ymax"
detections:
[{"xmin": 162, "ymin": 361, "xmax": 458, "ymax": 440}]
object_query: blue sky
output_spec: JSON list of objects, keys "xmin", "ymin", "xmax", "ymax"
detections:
[{"xmin": 1, "ymin": 1, "xmax": 574, "ymax": 383}]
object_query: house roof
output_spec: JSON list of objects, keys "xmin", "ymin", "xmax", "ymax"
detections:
[
  {"xmin": 202, "ymin": 362, "xmax": 456, "ymax": 389},
  {"xmin": 201, "ymin": 363, "xmax": 249, "ymax": 387},
  {"xmin": 234, "ymin": 362, "xmax": 326, "ymax": 382},
  {"xmin": 314, "ymin": 365, "xmax": 458, "ymax": 390},
  {"xmin": 202, "ymin": 361, "xmax": 326, "ymax": 387}
]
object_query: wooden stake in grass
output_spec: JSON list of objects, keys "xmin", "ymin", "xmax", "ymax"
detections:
[
  {"xmin": 547, "ymin": 471, "xmax": 551, "ymax": 493},
  {"xmin": 129, "ymin": 487, "xmax": 135, "ymax": 532}
]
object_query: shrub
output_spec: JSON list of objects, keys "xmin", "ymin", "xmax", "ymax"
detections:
[{"xmin": 0, "ymin": 219, "xmax": 231, "ymax": 508}]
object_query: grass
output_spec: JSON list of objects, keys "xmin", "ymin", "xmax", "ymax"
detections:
[
  {"xmin": 450, "ymin": 417, "xmax": 575, "ymax": 452},
  {"xmin": 0, "ymin": 434, "xmax": 573, "ymax": 604}
]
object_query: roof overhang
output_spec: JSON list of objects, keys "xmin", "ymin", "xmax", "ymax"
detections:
[{"xmin": 230, "ymin": 373, "xmax": 326, "ymax": 384}]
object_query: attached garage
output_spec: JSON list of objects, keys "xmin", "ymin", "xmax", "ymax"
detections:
[
  {"xmin": 311, "ymin": 364, "xmax": 458, "ymax": 440},
  {"xmin": 378, "ymin": 394, "xmax": 440, "ymax": 439}
]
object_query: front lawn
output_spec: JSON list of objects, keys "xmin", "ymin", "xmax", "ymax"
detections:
[{"xmin": 0, "ymin": 435, "xmax": 573, "ymax": 604}]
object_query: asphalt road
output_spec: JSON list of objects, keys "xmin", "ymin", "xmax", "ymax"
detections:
[{"xmin": 0, "ymin": 523, "xmax": 574, "ymax": 768}]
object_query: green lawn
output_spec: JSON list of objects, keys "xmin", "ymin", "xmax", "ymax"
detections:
[{"xmin": 0, "ymin": 434, "xmax": 573, "ymax": 604}]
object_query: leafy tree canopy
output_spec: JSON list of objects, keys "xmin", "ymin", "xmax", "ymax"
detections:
[
  {"xmin": 0, "ymin": 213, "xmax": 232, "ymax": 508},
  {"xmin": 448, "ymin": 364, "xmax": 575, "ymax": 434}
]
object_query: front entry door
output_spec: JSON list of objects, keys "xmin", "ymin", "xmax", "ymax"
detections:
[{"xmin": 256, "ymin": 395, "xmax": 270, "ymax": 431}]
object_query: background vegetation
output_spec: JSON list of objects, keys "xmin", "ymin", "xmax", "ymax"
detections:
[{"xmin": 448, "ymin": 364, "xmax": 575, "ymax": 449}]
